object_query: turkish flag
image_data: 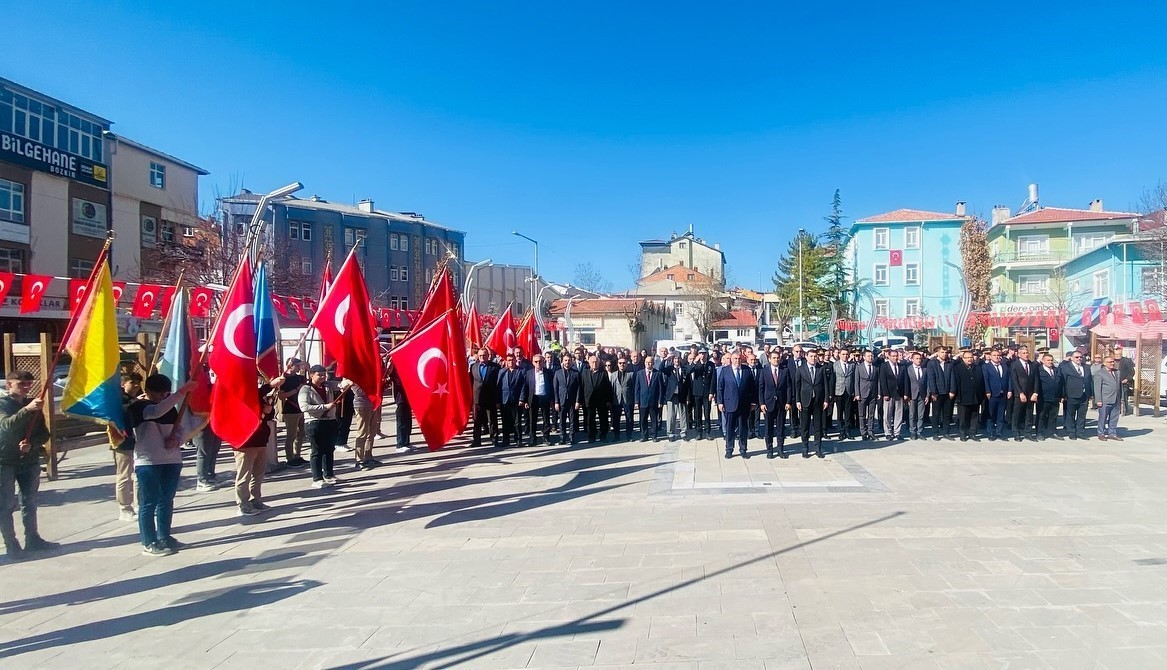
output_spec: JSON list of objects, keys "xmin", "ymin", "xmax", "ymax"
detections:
[
  {"xmin": 132, "ymin": 284, "xmax": 162, "ymax": 318},
  {"xmin": 379, "ymin": 308, "xmax": 392, "ymax": 329},
  {"xmin": 207, "ymin": 259, "xmax": 261, "ymax": 446},
  {"xmin": 69, "ymin": 279, "xmax": 89, "ymax": 312},
  {"xmin": 271, "ymin": 294, "xmax": 288, "ymax": 318},
  {"xmin": 0, "ymin": 271, "xmax": 14, "ymax": 305},
  {"xmin": 515, "ymin": 309, "xmax": 541, "ymax": 358},
  {"xmin": 160, "ymin": 286, "xmax": 177, "ymax": 319},
  {"xmin": 389, "ymin": 308, "xmax": 471, "ymax": 450},
  {"xmin": 412, "ymin": 266, "xmax": 456, "ymax": 334},
  {"xmin": 311, "ymin": 252, "xmax": 383, "ymax": 407},
  {"xmin": 318, "ymin": 262, "xmax": 335, "ymax": 367},
  {"xmin": 889, "ymin": 250, "xmax": 903, "ymax": 267},
  {"xmin": 1145, "ymin": 299, "xmax": 1162, "ymax": 322},
  {"xmin": 190, "ymin": 287, "xmax": 215, "ymax": 317},
  {"xmin": 287, "ymin": 297, "xmax": 305, "ymax": 322},
  {"xmin": 465, "ymin": 302, "xmax": 483, "ymax": 352},
  {"xmin": 20, "ymin": 274, "xmax": 52, "ymax": 314},
  {"xmin": 484, "ymin": 306, "xmax": 517, "ymax": 358},
  {"xmin": 112, "ymin": 281, "xmax": 127, "ymax": 305}
]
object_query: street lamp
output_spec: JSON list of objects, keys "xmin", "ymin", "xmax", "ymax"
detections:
[
  {"xmin": 463, "ymin": 259, "xmax": 492, "ymax": 311},
  {"xmin": 798, "ymin": 227, "xmax": 805, "ymax": 342},
  {"xmin": 512, "ymin": 231, "xmax": 539, "ymax": 313},
  {"xmin": 246, "ymin": 181, "xmax": 304, "ymax": 262}
]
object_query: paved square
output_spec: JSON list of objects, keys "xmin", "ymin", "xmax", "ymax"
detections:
[{"xmin": 2, "ymin": 411, "xmax": 1167, "ymax": 668}]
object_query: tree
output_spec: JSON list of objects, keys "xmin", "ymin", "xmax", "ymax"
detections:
[
  {"xmin": 574, "ymin": 262, "xmax": 612, "ymax": 294},
  {"xmin": 771, "ymin": 231, "xmax": 831, "ymax": 337},
  {"xmin": 820, "ymin": 189, "xmax": 853, "ymax": 318},
  {"xmin": 959, "ymin": 216, "xmax": 992, "ymax": 343},
  {"xmin": 684, "ymin": 278, "xmax": 730, "ymax": 342},
  {"xmin": 1136, "ymin": 181, "xmax": 1167, "ymax": 302}
]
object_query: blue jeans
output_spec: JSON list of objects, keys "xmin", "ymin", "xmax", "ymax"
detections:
[
  {"xmin": 0, "ymin": 462, "xmax": 41, "ymax": 545},
  {"xmin": 136, "ymin": 463, "xmax": 182, "ymax": 547},
  {"xmin": 1097, "ymin": 403, "xmax": 1120, "ymax": 437}
]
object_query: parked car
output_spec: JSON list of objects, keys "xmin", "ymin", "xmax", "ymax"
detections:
[{"xmin": 871, "ymin": 336, "xmax": 910, "ymax": 351}]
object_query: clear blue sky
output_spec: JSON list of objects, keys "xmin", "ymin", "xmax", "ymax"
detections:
[{"xmin": 8, "ymin": 2, "xmax": 1167, "ymax": 290}]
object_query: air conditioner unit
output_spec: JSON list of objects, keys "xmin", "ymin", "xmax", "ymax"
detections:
[{"xmin": 141, "ymin": 216, "xmax": 157, "ymax": 248}]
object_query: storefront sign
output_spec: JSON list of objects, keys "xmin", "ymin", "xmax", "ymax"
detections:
[
  {"xmin": 72, "ymin": 198, "xmax": 108, "ymax": 239},
  {"xmin": 0, "ymin": 130, "xmax": 108, "ymax": 189},
  {"xmin": 0, "ymin": 220, "xmax": 30, "ymax": 244}
]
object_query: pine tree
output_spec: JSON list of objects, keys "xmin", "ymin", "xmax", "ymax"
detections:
[
  {"xmin": 772, "ymin": 231, "xmax": 831, "ymax": 335},
  {"xmin": 819, "ymin": 189, "xmax": 852, "ymax": 318}
]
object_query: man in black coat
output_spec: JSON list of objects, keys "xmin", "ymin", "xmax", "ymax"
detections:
[
  {"xmin": 794, "ymin": 349, "xmax": 830, "ymax": 457},
  {"xmin": 758, "ymin": 350, "xmax": 792, "ymax": 458},
  {"xmin": 580, "ymin": 355, "xmax": 612, "ymax": 442},
  {"xmin": 469, "ymin": 348, "xmax": 501, "ymax": 447},
  {"xmin": 879, "ymin": 349, "xmax": 907, "ymax": 440},
  {"xmin": 552, "ymin": 353, "xmax": 582, "ymax": 445},
  {"xmin": 926, "ymin": 347, "xmax": 956, "ymax": 440},
  {"xmin": 950, "ymin": 350, "xmax": 985, "ymax": 441},
  {"xmin": 1058, "ymin": 349, "xmax": 1092, "ymax": 440},
  {"xmin": 634, "ymin": 360, "xmax": 664, "ymax": 442},
  {"xmin": 523, "ymin": 353, "xmax": 555, "ymax": 446},
  {"xmin": 1115, "ymin": 345, "xmax": 1135, "ymax": 415},
  {"xmin": 1009, "ymin": 346, "xmax": 1040, "ymax": 441},
  {"xmin": 687, "ymin": 351, "xmax": 715, "ymax": 439},
  {"xmin": 1035, "ymin": 352, "xmax": 1063, "ymax": 440},
  {"xmin": 716, "ymin": 352, "xmax": 756, "ymax": 458},
  {"xmin": 496, "ymin": 353, "xmax": 528, "ymax": 447}
]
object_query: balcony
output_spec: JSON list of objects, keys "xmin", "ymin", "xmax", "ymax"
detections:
[{"xmin": 992, "ymin": 251, "xmax": 1070, "ymax": 265}]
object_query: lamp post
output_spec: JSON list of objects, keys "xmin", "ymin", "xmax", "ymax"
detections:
[
  {"xmin": 798, "ymin": 227, "xmax": 805, "ymax": 342},
  {"xmin": 512, "ymin": 231, "xmax": 539, "ymax": 313},
  {"xmin": 463, "ymin": 259, "xmax": 492, "ymax": 311},
  {"xmin": 245, "ymin": 181, "xmax": 304, "ymax": 264}
]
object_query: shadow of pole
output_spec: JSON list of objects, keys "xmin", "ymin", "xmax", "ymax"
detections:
[{"xmin": 341, "ymin": 510, "xmax": 907, "ymax": 670}]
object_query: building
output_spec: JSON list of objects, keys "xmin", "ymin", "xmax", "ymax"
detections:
[
  {"xmin": 463, "ymin": 261, "xmax": 538, "ymax": 316},
  {"xmin": 639, "ymin": 226, "xmax": 726, "ymax": 282},
  {"xmin": 710, "ymin": 310, "xmax": 759, "ymax": 344},
  {"xmin": 547, "ymin": 297, "xmax": 674, "ymax": 351},
  {"xmin": 625, "ymin": 263, "xmax": 729, "ymax": 341},
  {"xmin": 219, "ymin": 191, "xmax": 465, "ymax": 312},
  {"xmin": 848, "ymin": 204, "xmax": 970, "ymax": 341}
]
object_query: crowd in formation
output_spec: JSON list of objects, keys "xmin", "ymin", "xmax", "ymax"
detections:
[{"xmin": 0, "ymin": 337, "xmax": 1142, "ymax": 562}]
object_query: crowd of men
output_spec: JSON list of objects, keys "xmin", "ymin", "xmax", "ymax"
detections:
[{"xmin": 465, "ymin": 339, "xmax": 1139, "ymax": 461}]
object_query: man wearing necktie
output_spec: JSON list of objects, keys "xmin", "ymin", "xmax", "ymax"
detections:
[
  {"xmin": 716, "ymin": 352, "xmax": 756, "ymax": 458},
  {"xmin": 795, "ymin": 350, "xmax": 830, "ymax": 457},
  {"xmin": 1057, "ymin": 349, "xmax": 1092, "ymax": 440},
  {"xmin": 1009, "ymin": 346, "xmax": 1040, "ymax": 441},
  {"xmin": 1036, "ymin": 352, "xmax": 1064, "ymax": 440},
  {"xmin": 981, "ymin": 349, "xmax": 1010, "ymax": 441},
  {"xmin": 1093, "ymin": 356, "xmax": 1123, "ymax": 441},
  {"xmin": 902, "ymin": 351, "xmax": 929, "ymax": 440},
  {"xmin": 850, "ymin": 350, "xmax": 880, "ymax": 441},
  {"xmin": 469, "ymin": 348, "xmax": 501, "ymax": 447}
]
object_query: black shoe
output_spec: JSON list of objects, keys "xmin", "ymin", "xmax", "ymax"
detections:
[
  {"xmin": 932, "ymin": 435, "xmax": 940, "ymax": 441},
  {"xmin": 724, "ymin": 452, "xmax": 732, "ymax": 459},
  {"xmin": 802, "ymin": 452, "xmax": 811, "ymax": 458},
  {"xmin": 24, "ymin": 537, "xmax": 60, "ymax": 552},
  {"xmin": 3, "ymin": 543, "xmax": 24, "ymax": 562},
  {"xmin": 960, "ymin": 436, "xmax": 968, "ymax": 442},
  {"xmin": 1015, "ymin": 436, "xmax": 1023, "ymax": 442},
  {"xmin": 779, "ymin": 451, "xmax": 788, "ymax": 459},
  {"xmin": 741, "ymin": 451, "xmax": 750, "ymax": 459},
  {"xmin": 640, "ymin": 437, "xmax": 648, "ymax": 442},
  {"xmin": 816, "ymin": 451, "xmax": 825, "ymax": 458},
  {"xmin": 767, "ymin": 450, "xmax": 776, "ymax": 459}
]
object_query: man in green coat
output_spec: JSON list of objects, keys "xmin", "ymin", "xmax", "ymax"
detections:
[{"xmin": 0, "ymin": 370, "xmax": 58, "ymax": 561}]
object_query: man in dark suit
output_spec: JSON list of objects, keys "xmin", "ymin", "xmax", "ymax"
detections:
[
  {"xmin": 1009, "ymin": 346, "xmax": 1040, "ymax": 441},
  {"xmin": 1036, "ymin": 352, "xmax": 1063, "ymax": 440},
  {"xmin": 469, "ymin": 348, "xmax": 501, "ymax": 447},
  {"xmin": 758, "ymin": 350, "xmax": 792, "ymax": 458},
  {"xmin": 1115, "ymin": 345, "xmax": 1135, "ymax": 415},
  {"xmin": 688, "ymin": 351, "xmax": 715, "ymax": 439},
  {"xmin": 879, "ymin": 349, "xmax": 906, "ymax": 440},
  {"xmin": 609, "ymin": 357, "xmax": 636, "ymax": 441},
  {"xmin": 1058, "ymin": 349, "xmax": 1092, "ymax": 440},
  {"xmin": 851, "ymin": 350, "xmax": 880, "ymax": 441},
  {"xmin": 634, "ymin": 360, "xmax": 664, "ymax": 442},
  {"xmin": 580, "ymin": 355, "xmax": 612, "ymax": 443},
  {"xmin": 950, "ymin": 350, "xmax": 985, "ymax": 441},
  {"xmin": 552, "ymin": 353, "xmax": 582, "ymax": 445},
  {"xmin": 662, "ymin": 354, "xmax": 690, "ymax": 441},
  {"xmin": 497, "ymin": 353, "xmax": 528, "ymax": 446},
  {"xmin": 523, "ymin": 353, "xmax": 555, "ymax": 446},
  {"xmin": 794, "ymin": 349, "xmax": 830, "ymax": 457},
  {"xmin": 902, "ymin": 351, "xmax": 930, "ymax": 440},
  {"xmin": 982, "ymin": 349, "xmax": 1010, "ymax": 440},
  {"xmin": 716, "ymin": 352, "xmax": 755, "ymax": 459},
  {"xmin": 927, "ymin": 347, "xmax": 956, "ymax": 440}
]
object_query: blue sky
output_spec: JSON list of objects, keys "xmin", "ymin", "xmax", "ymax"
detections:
[{"xmin": 8, "ymin": 1, "xmax": 1167, "ymax": 290}]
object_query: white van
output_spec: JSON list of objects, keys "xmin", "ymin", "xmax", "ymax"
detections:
[{"xmin": 871, "ymin": 336, "xmax": 909, "ymax": 351}]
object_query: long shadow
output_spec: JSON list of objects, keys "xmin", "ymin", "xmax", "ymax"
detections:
[
  {"xmin": 0, "ymin": 579, "xmax": 320, "ymax": 658},
  {"xmin": 336, "ymin": 511, "xmax": 907, "ymax": 670}
]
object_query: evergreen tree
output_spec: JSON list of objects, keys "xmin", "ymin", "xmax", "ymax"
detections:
[
  {"xmin": 819, "ymin": 189, "xmax": 853, "ymax": 319},
  {"xmin": 772, "ymin": 230, "xmax": 832, "ymax": 335}
]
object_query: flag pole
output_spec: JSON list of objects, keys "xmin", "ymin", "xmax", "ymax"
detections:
[{"xmin": 148, "ymin": 269, "xmax": 186, "ymax": 374}]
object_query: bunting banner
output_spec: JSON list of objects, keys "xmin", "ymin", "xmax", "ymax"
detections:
[
  {"xmin": 0, "ymin": 271, "xmax": 13, "ymax": 304},
  {"xmin": 20, "ymin": 274, "xmax": 52, "ymax": 314}
]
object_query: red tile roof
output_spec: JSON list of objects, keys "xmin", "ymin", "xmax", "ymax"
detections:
[
  {"xmin": 856, "ymin": 208, "xmax": 962, "ymax": 223},
  {"xmin": 711, "ymin": 310, "xmax": 758, "ymax": 328},
  {"xmin": 639, "ymin": 263, "xmax": 717, "ymax": 286},
  {"xmin": 1138, "ymin": 209, "xmax": 1166, "ymax": 231},
  {"xmin": 548, "ymin": 298, "xmax": 656, "ymax": 316},
  {"xmin": 1003, "ymin": 207, "xmax": 1138, "ymax": 225}
]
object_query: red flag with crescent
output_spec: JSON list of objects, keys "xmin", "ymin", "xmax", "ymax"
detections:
[
  {"xmin": 484, "ymin": 305, "xmax": 517, "ymax": 358},
  {"xmin": 112, "ymin": 282, "xmax": 126, "ymax": 305},
  {"xmin": 465, "ymin": 302, "xmax": 483, "ymax": 352},
  {"xmin": 287, "ymin": 297, "xmax": 305, "ymax": 322},
  {"xmin": 207, "ymin": 259, "xmax": 261, "ymax": 445},
  {"xmin": 189, "ymin": 287, "xmax": 215, "ymax": 317},
  {"xmin": 389, "ymin": 308, "xmax": 470, "ymax": 450},
  {"xmin": 131, "ymin": 284, "xmax": 162, "ymax": 318},
  {"xmin": 515, "ymin": 309, "xmax": 541, "ymax": 358},
  {"xmin": 271, "ymin": 294, "xmax": 288, "ymax": 318},
  {"xmin": 69, "ymin": 279, "xmax": 89, "ymax": 313},
  {"xmin": 412, "ymin": 266, "xmax": 456, "ymax": 334},
  {"xmin": 889, "ymin": 250, "xmax": 903, "ymax": 267},
  {"xmin": 160, "ymin": 286, "xmax": 177, "ymax": 319},
  {"xmin": 20, "ymin": 274, "xmax": 52, "ymax": 314},
  {"xmin": 0, "ymin": 271, "xmax": 13, "ymax": 305},
  {"xmin": 310, "ymin": 252, "xmax": 383, "ymax": 407}
]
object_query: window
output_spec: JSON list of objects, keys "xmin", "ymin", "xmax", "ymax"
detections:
[
  {"xmin": 160, "ymin": 221, "xmax": 174, "ymax": 243},
  {"xmin": 904, "ymin": 227, "xmax": 920, "ymax": 249},
  {"xmin": 679, "ymin": 241, "xmax": 687, "ymax": 249},
  {"xmin": 578, "ymin": 330, "xmax": 597, "ymax": 346},
  {"xmin": 399, "ymin": 235, "xmax": 408, "ymax": 252},
  {"xmin": 874, "ymin": 299, "xmax": 890, "ymax": 318},
  {"xmin": 1073, "ymin": 233, "xmax": 1110, "ymax": 255},
  {"xmin": 289, "ymin": 221, "xmax": 311, "ymax": 241},
  {"xmin": 400, "ymin": 297, "xmax": 408, "ymax": 310},
  {"xmin": 425, "ymin": 268, "xmax": 434, "ymax": 284},
  {"xmin": 234, "ymin": 222, "xmax": 246, "ymax": 235},
  {"xmin": 390, "ymin": 233, "xmax": 398, "ymax": 251},
  {"xmin": 666, "ymin": 273, "xmax": 675, "ymax": 280},
  {"xmin": 1017, "ymin": 235, "xmax": 1049, "ymax": 257},
  {"xmin": 0, "ymin": 178, "xmax": 25, "ymax": 223},
  {"xmin": 673, "ymin": 303, "xmax": 683, "ymax": 318},
  {"xmin": 1018, "ymin": 274, "xmax": 1048, "ymax": 295},
  {"xmin": 182, "ymin": 226, "xmax": 194, "ymax": 237},
  {"xmin": 300, "ymin": 258, "xmax": 312, "ymax": 274},
  {"xmin": 70, "ymin": 257, "xmax": 95, "ymax": 278},
  {"xmin": 874, "ymin": 228, "xmax": 890, "ymax": 250},
  {"xmin": 687, "ymin": 273, "xmax": 695, "ymax": 280},
  {"xmin": 1093, "ymin": 270, "xmax": 1110, "ymax": 297},
  {"xmin": 450, "ymin": 242, "xmax": 458, "ymax": 258},
  {"xmin": 344, "ymin": 227, "xmax": 365, "ymax": 248},
  {"xmin": 390, "ymin": 267, "xmax": 399, "ymax": 281},
  {"xmin": 0, "ymin": 93, "xmax": 102, "ymax": 161},
  {"xmin": 1143, "ymin": 267, "xmax": 1164, "ymax": 295},
  {"xmin": 149, "ymin": 162, "xmax": 165, "ymax": 189},
  {"xmin": 904, "ymin": 298, "xmax": 921, "ymax": 317},
  {"xmin": 0, "ymin": 247, "xmax": 25, "ymax": 273},
  {"xmin": 873, "ymin": 264, "xmax": 889, "ymax": 286},
  {"xmin": 904, "ymin": 263, "xmax": 919, "ymax": 286},
  {"xmin": 400, "ymin": 267, "xmax": 408, "ymax": 282},
  {"xmin": 390, "ymin": 296, "xmax": 400, "ymax": 309}
]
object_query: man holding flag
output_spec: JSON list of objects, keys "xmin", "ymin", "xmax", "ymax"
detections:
[{"xmin": 0, "ymin": 371, "xmax": 54, "ymax": 560}]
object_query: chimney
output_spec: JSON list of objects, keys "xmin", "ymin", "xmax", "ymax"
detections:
[
  {"xmin": 714, "ymin": 242, "xmax": 720, "ymax": 250},
  {"xmin": 1089, "ymin": 198, "xmax": 1103, "ymax": 212},
  {"xmin": 991, "ymin": 205, "xmax": 1011, "ymax": 225},
  {"xmin": 955, "ymin": 201, "xmax": 966, "ymax": 217},
  {"xmin": 357, "ymin": 199, "xmax": 374, "ymax": 213}
]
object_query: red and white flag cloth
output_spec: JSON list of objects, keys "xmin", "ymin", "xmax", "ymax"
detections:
[
  {"xmin": 412, "ymin": 266, "xmax": 457, "ymax": 334},
  {"xmin": 131, "ymin": 284, "xmax": 162, "ymax": 318},
  {"xmin": 311, "ymin": 251, "xmax": 383, "ymax": 407},
  {"xmin": 465, "ymin": 302, "xmax": 483, "ymax": 352},
  {"xmin": 318, "ymin": 261, "xmax": 335, "ymax": 367},
  {"xmin": 190, "ymin": 286, "xmax": 215, "ymax": 317},
  {"xmin": 515, "ymin": 309, "xmax": 541, "ymax": 359},
  {"xmin": 390, "ymin": 308, "xmax": 471, "ymax": 450},
  {"xmin": 0, "ymin": 272, "xmax": 14, "ymax": 305},
  {"xmin": 483, "ymin": 305, "xmax": 517, "ymax": 358},
  {"xmin": 20, "ymin": 274, "xmax": 52, "ymax": 314},
  {"xmin": 207, "ymin": 259, "xmax": 261, "ymax": 446}
]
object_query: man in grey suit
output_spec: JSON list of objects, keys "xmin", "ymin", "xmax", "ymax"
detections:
[
  {"xmin": 851, "ymin": 350, "xmax": 880, "ymax": 441},
  {"xmin": 1093, "ymin": 356, "xmax": 1123, "ymax": 441},
  {"xmin": 903, "ymin": 351, "xmax": 930, "ymax": 439}
]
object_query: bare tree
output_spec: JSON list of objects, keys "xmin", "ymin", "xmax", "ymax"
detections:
[
  {"xmin": 574, "ymin": 262, "xmax": 613, "ymax": 294},
  {"xmin": 683, "ymin": 279, "xmax": 730, "ymax": 342},
  {"xmin": 1136, "ymin": 182, "xmax": 1167, "ymax": 302}
]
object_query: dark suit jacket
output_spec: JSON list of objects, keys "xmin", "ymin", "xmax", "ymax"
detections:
[
  {"xmin": 926, "ymin": 358, "xmax": 955, "ymax": 396},
  {"xmin": 851, "ymin": 361, "xmax": 880, "ymax": 400},
  {"xmin": 497, "ymin": 367, "xmax": 527, "ymax": 406},
  {"xmin": 662, "ymin": 364, "xmax": 690, "ymax": 402},
  {"xmin": 1009, "ymin": 359, "xmax": 1039, "ymax": 397},
  {"xmin": 634, "ymin": 367, "xmax": 664, "ymax": 407},
  {"xmin": 716, "ymin": 365, "xmax": 755, "ymax": 413},
  {"xmin": 688, "ymin": 361, "xmax": 715, "ymax": 399},
  {"xmin": 1058, "ymin": 360, "xmax": 1092, "ymax": 401},
  {"xmin": 951, "ymin": 360, "xmax": 985, "ymax": 405},
  {"xmin": 552, "ymin": 368, "xmax": 581, "ymax": 407},
  {"xmin": 794, "ymin": 363, "xmax": 830, "ymax": 407},
  {"xmin": 878, "ymin": 361, "xmax": 905, "ymax": 398},
  {"xmin": 1036, "ymin": 364, "xmax": 1062, "ymax": 400},
  {"xmin": 525, "ymin": 367, "xmax": 554, "ymax": 400},
  {"xmin": 757, "ymin": 364, "xmax": 792, "ymax": 412},
  {"xmin": 580, "ymin": 367, "xmax": 612, "ymax": 407},
  {"xmin": 982, "ymin": 362, "xmax": 1009, "ymax": 398},
  {"xmin": 469, "ymin": 360, "xmax": 501, "ymax": 406},
  {"xmin": 901, "ymin": 365, "xmax": 929, "ymax": 401}
]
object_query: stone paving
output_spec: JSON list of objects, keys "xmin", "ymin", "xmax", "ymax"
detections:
[{"xmin": 2, "ymin": 409, "xmax": 1167, "ymax": 669}]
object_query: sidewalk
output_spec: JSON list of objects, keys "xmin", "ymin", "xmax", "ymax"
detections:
[{"xmin": 1, "ymin": 410, "xmax": 1165, "ymax": 668}]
